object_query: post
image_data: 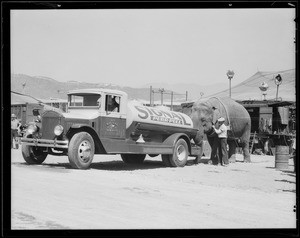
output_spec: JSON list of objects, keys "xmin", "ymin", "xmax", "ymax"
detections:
[
  {"xmin": 159, "ymin": 88, "xmax": 164, "ymax": 105},
  {"xmin": 226, "ymin": 70, "xmax": 234, "ymax": 98},
  {"xmin": 171, "ymin": 91, "xmax": 174, "ymax": 111},
  {"xmin": 274, "ymin": 74, "xmax": 282, "ymax": 101},
  {"xmin": 229, "ymin": 78, "xmax": 231, "ymax": 98},
  {"xmin": 186, "ymin": 91, "xmax": 188, "ymax": 101},
  {"xmin": 150, "ymin": 86, "xmax": 152, "ymax": 106}
]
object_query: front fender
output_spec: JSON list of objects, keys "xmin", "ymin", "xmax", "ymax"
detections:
[
  {"xmin": 70, "ymin": 123, "xmax": 90, "ymax": 129},
  {"xmin": 66, "ymin": 125, "xmax": 106, "ymax": 154}
]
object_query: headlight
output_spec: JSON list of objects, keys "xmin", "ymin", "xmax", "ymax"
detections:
[
  {"xmin": 27, "ymin": 125, "xmax": 38, "ymax": 134},
  {"xmin": 54, "ymin": 125, "xmax": 64, "ymax": 136}
]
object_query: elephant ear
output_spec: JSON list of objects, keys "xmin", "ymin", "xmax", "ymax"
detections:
[{"xmin": 212, "ymin": 107, "xmax": 221, "ymax": 124}]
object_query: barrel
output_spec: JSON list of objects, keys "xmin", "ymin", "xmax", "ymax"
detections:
[{"xmin": 275, "ymin": 145, "xmax": 290, "ymax": 170}]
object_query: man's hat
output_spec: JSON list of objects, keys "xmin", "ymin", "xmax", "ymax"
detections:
[
  {"xmin": 217, "ymin": 117, "xmax": 225, "ymax": 122},
  {"xmin": 11, "ymin": 114, "xmax": 16, "ymax": 118}
]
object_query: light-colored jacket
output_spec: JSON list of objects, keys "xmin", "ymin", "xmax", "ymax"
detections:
[
  {"xmin": 214, "ymin": 123, "xmax": 227, "ymax": 138},
  {"xmin": 11, "ymin": 119, "xmax": 20, "ymax": 130}
]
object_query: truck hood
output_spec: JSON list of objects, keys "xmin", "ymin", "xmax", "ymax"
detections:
[{"xmin": 62, "ymin": 110, "xmax": 99, "ymax": 120}]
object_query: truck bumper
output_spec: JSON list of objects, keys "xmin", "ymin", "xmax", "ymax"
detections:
[{"xmin": 21, "ymin": 137, "xmax": 69, "ymax": 149}]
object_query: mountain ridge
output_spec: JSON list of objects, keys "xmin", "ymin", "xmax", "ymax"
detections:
[{"xmin": 11, "ymin": 74, "xmax": 227, "ymax": 102}]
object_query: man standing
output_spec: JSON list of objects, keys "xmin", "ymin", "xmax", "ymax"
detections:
[
  {"xmin": 209, "ymin": 121, "xmax": 221, "ymax": 165},
  {"xmin": 212, "ymin": 117, "xmax": 229, "ymax": 166},
  {"xmin": 11, "ymin": 114, "xmax": 20, "ymax": 149}
]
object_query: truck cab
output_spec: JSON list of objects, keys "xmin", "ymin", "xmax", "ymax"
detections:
[{"xmin": 21, "ymin": 88, "xmax": 201, "ymax": 169}]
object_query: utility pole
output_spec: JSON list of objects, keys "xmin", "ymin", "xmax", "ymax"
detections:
[{"xmin": 149, "ymin": 86, "xmax": 188, "ymax": 110}]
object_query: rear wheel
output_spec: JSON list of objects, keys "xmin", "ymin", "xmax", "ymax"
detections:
[
  {"xmin": 68, "ymin": 132, "xmax": 95, "ymax": 169},
  {"xmin": 169, "ymin": 139, "xmax": 189, "ymax": 167},
  {"xmin": 121, "ymin": 154, "xmax": 146, "ymax": 164},
  {"xmin": 22, "ymin": 142, "xmax": 47, "ymax": 164}
]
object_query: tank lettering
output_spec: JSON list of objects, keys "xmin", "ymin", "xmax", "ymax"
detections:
[
  {"xmin": 135, "ymin": 106, "xmax": 149, "ymax": 119},
  {"xmin": 160, "ymin": 110, "xmax": 172, "ymax": 118},
  {"xmin": 151, "ymin": 108, "xmax": 163, "ymax": 116},
  {"xmin": 171, "ymin": 112, "xmax": 182, "ymax": 120},
  {"xmin": 179, "ymin": 114, "xmax": 192, "ymax": 126},
  {"xmin": 151, "ymin": 116, "xmax": 183, "ymax": 124},
  {"xmin": 145, "ymin": 107, "xmax": 153, "ymax": 116},
  {"xmin": 134, "ymin": 105, "xmax": 190, "ymax": 126}
]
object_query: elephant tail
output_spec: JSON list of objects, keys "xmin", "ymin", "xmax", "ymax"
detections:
[{"xmin": 240, "ymin": 119, "xmax": 251, "ymax": 144}]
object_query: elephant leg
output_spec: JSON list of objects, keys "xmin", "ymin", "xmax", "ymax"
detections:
[
  {"xmin": 194, "ymin": 141, "xmax": 203, "ymax": 164},
  {"xmin": 228, "ymin": 140, "xmax": 236, "ymax": 163},
  {"xmin": 242, "ymin": 141, "xmax": 251, "ymax": 162},
  {"xmin": 207, "ymin": 136, "xmax": 218, "ymax": 165}
]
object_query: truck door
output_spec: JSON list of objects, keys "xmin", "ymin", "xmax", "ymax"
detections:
[{"xmin": 99, "ymin": 94, "xmax": 126, "ymax": 139}]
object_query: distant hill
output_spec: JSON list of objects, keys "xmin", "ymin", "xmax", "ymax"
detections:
[
  {"xmin": 11, "ymin": 74, "xmax": 226, "ymax": 102},
  {"xmin": 207, "ymin": 69, "xmax": 295, "ymax": 102},
  {"xmin": 11, "ymin": 74, "xmax": 153, "ymax": 101}
]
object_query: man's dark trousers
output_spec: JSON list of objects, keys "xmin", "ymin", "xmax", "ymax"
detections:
[
  {"xmin": 218, "ymin": 138, "xmax": 229, "ymax": 165},
  {"xmin": 210, "ymin": 135, "xmax": 220, "ymax": 165}
]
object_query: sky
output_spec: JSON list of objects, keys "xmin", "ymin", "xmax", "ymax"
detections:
[{"xmin": 10, "ymin": 8, "xmax": 295, "ymax": 88}]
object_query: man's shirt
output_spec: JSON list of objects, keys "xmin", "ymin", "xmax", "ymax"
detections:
[
  {"xmin": 214, "ymin": 123, "xmax": 227, "ymax": 138},
  {"xmin": 11, "ymin": 119, "xmax": 20, "ymax": 130}
]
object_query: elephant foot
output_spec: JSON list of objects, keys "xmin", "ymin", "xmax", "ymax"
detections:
[
  {"xmin": 228, "ymin": 158, "xmax": 236, "ymax": 163},
  {"xmin": 243, "ymin": 160, "xmax": 251, "ymax": 163}
]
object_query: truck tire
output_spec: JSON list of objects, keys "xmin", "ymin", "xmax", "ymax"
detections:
[
  {"xmin": 121, "ymin": 154, "xmax": 146, "ymax": 164},
  {"xmin": 22, "ymin": 143, "xmax": 47, "ymax": 164},
  {"xmin": 68, "ymin": 132, "xmax": 95, "ymax": 169},
  {"xmin": 168, "ymin": 139, "xmax": 188, "ymax": 167},
  {"xmin": 161, "ymin": 154, "xmax": 172, "ymax": 167}
]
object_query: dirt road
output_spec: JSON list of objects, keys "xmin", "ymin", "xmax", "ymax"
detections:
[{"xmin": 10, "ymin": 148, "xmax": 296, "ymax": 229}]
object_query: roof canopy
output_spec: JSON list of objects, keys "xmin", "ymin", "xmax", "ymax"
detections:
[{"xmin": 11, "ymin": 91, "xmax": 42, "ymax": 105}]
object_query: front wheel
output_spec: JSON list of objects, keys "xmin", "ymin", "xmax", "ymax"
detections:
[
  {"xmin": 168, "ymin": 139, "xmax": 189, "ymax": 167},
  {"xmin": 68, "ymin": 132, "xmax": 95, "ymax": 169},
  {"xmin": 121, "ymin": 154, "xmax": 146, "ymax": 164},
  {"xmin": 22, "ymin": 143, "xmax": 48, "ymax": 164}
]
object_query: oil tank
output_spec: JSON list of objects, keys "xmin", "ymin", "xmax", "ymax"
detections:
[{"xmin": 126, "ymin": 101, "xmax": 194, "ymax": 130}]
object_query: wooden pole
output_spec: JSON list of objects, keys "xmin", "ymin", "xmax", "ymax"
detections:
[{"xmin": 150, "ymin": 86, "xmax": 152, "ymax": 106}]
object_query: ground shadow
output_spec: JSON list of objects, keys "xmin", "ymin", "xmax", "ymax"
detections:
[
  {"xmin": 89, "ymin": 160, "xmax": 165, "ymax": 171},
  {"xmin": 195, "ymin": 158, "xmax": 212, "ymax": 164},
  {"xmin": 282, "ymin": 171, "xmax": 296, "ymax": 177},
  {"xmin": 13, "ymin": 159, "xmax": 201, "ymax": 171},
  {"xmin": 266, "ymin": 166, "xmax": 278, "ymax": 169},
  {"xmin": 275, "ymin": 179, "xmax": 295, "ymax": 184},
  {"xmin": 266, "ymin": 166, "xmax": 296, "ymax": 174},
  {"xmin": 13, "ymin": 160, "xmax": 165, "ymax": 171},
  {"xmin": 281, "ymin": 189, "xmax": 296, "ymax": 193}
]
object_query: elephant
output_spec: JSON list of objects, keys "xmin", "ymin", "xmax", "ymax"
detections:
[{"xmin": 183, "ymin": 96, "xmax": 251, "ymax": 164}]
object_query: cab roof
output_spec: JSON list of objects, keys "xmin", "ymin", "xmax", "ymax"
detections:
[{"xmin": 67, "ymin": 88, "xmax": 128, "ymax": 97}]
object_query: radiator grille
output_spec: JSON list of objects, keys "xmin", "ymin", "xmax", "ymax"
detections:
[{"xmin": 41, "ymin": 114, "xmax": 61, "ymax": 139}]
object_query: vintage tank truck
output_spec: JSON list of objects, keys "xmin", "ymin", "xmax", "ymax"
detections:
[{"xmin": 21, "ymin": 88, "xmax": 201, "ymax": 169}]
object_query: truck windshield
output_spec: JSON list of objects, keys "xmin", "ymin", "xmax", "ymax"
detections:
[{"xmin": 68, "ymin": 94, "xmax": 101, "ymax": 107}]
